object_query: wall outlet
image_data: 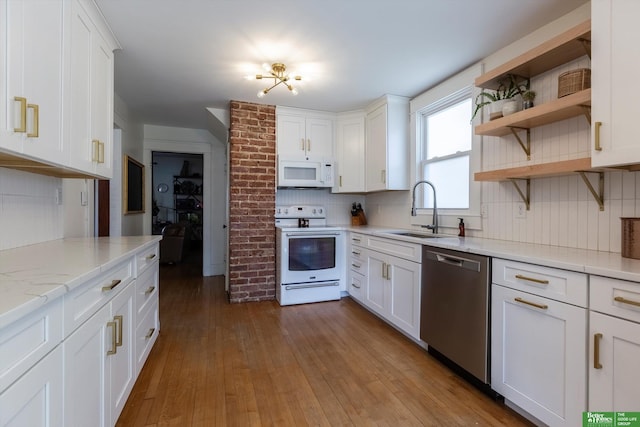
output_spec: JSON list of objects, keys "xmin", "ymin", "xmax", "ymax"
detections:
[
  {"xmin": 516, "ymin": 202, "xmax": 527, "ymax": 218},
  {"xmin": 480, "ymin": 204, "xmax": 488, "ymax": 218}
]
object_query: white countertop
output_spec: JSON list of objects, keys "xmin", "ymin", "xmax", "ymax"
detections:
[
  {"xmin": 0, "ymin": 236, "xmax": 161, "ymax": 329},
  {"xmin": 345, "ymin": 225, "xmax": 640, "ymax": 283}
]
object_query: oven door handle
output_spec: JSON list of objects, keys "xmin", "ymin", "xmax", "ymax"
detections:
[
  {"xmin": 285, "ymin": 232, "xmax": 341, "ymax": 237},
  {"xmin": 284, "ymin": 282, "xmax": 339, "ymax": 291}
]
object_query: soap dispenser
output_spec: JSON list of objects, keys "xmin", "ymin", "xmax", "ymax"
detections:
[{"xmin": 458, "ymin": 218, "xmax": 465, "ymax": 237}]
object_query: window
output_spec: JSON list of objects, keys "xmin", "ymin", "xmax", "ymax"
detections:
[{"xmin": 418, "ymin": 88, "xmax": 472, "ymax": 209}]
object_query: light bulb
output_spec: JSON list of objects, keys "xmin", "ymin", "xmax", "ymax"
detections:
[
  {"xmin": 291, "ymin": 87, "xmax": 299, "ymax": 96},
  {"xmin": 257, "ymin": 89, "xmax": 266, "ymax": 98}
]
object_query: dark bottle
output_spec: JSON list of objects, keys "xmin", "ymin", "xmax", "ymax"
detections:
[{"xmin": 458, "ymin": 218, "xmax": 465, "ymax": 237}]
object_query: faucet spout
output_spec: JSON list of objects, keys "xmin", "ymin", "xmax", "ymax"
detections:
[{"xmin": 411, "ymin": 180, "xmax": 438, "ymax": 234}]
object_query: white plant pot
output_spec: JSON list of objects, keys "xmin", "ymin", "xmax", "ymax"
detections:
[{"xmin": 502, "ymin": 99, "xmax": 519, "ymax": 116}]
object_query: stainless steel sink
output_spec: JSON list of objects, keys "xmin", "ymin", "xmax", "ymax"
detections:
[{"xmin": 385, "ymin": 231, "xmax": 441, "ymax": 239}]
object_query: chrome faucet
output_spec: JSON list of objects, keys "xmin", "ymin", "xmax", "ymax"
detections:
[{"xmin": 411, "ymin": 180, "xmax": 438, "ymax": 234}]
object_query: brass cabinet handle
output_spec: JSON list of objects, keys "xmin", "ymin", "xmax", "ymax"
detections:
[
  {"xmin": 307, "ymin": 138, "xmax": 311, "ymax": 152},
  {"xmin": 381, "ymin": 170, "xmax": 386, "ymax": 184},
  {"xmin": 145, "ymin": 328, "xmax": 156, "ymax": 339},
  {"xmin": 300, "ymin": 138, "xmax": 305, "ymax": 151},
  {"xmin": 594, "ymin": 333, "xmax": 603, "ymax": 369},
  {"xmin": 98, "ymin": 141, "xmax": 105, "ymax": 163},
  {"xmin": 14, "ymin": 97, "xmax": 27, "ymax": 132},
  {"xmin": 102, "ymin": 279, "xmax": 122, "ymax": 292},
  {"xmin": 107, "ymin": 320, "xmax": 118, "ymax": 355},
  {"xmin": 594, "ymin": 121, "xmax": 602, "ymax": 151},
  {"xmin": 614, "ymin": 296, "xmax": 640, "ymax": 308},
  {"xmin": 515, "ymin": 274, "xmax": 549, "ymax": 285},
  {"xmin": 92, "ymin": 139, "xmax": 100, "ymax": 162},
  {"xmin": 351, "ymin": 281, "xmax": 361, "ymax": 289},
  {"xmin": 351, "ymin": 263, "xmax": 361, "ymax": 269},
  {"xmin": 352, "ymin": 237, "xmax": 361, "ymax": 243},
  {"xmin": 27, "ymin": 104, "xmax": 39, "ymax": 137},
  {"xmin": 146, "ymin": 253, "xmax": 157, "ymax": 260},
  {"xmin": 339, "ymin": 175, "xmax": 343, "ymax": 187},
  {"xmin": 514, "ymin": 297, "xmax": 548, "ymax": 310},
  {"xmin": 352, "ymin": 250, "xmax": 360, "ymax": 256},
  {"xmin": 382, "ymin": 262, "xmax": 386, "ymax": 279},
  {"xmin": 114, "ymin": 315, "xmax": 123, "ymax": 347},
  {"xmin": 386, "ymin": 264, "xmax": 391, "ymax": 281},
  {"xmin": 144, "ymin": 286, "xmax": 156, "ymax": 295}
]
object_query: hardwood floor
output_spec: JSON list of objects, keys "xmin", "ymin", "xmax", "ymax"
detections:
[{"xmin": 117, "ymin": 256, "xmax": 533, "ymax": 427}]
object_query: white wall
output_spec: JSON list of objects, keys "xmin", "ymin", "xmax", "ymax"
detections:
[
  {"xmin": 276, "ymin": 189, "xmax": 366, "ymax": 225},
  {"xmin": 0, "ymin": 168, "xmax": 63, "ymax": 250}
]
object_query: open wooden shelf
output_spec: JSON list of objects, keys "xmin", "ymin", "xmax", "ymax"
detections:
[
  {"xmin": 474, "ymin": 158, "xmax": 592, "ymax": 182},
  {"xmin": 475, "ymin": 20, "xmax": 591, "ymax": 89},
  {"xmin": 475, "ymin": 89, "xmax": 591, "ymax": 137}
]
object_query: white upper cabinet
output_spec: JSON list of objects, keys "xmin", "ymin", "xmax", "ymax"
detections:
[
  {"xmin": 365, "ymin": 95, "xmax": 410, "ymax": 192},
  {"xmin": 1, "ymin": 0, "xmax": 66, "ymax": 164},
  {"xmin": 333, "ymin": 111, "xmax": 365, "ymax": 193},
  {"xmin": 67, "ymin": 0, "xmax": 116, "ymax": 179},
  {"xmin": 591, "ymin": 0, "xmax": 640, "ymax": 167},
  {"xmin": 276, "ymin": 107, "xmax": 334, "ymax": 160}
]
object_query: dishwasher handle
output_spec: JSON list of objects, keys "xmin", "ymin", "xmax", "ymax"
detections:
[{"xmin": 427, "ymin": 250, "xmax": 482, "ymax": 272}]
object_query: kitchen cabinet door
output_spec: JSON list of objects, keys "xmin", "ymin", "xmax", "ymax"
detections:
[
  {"xmin": 591, "ymin": 0, "xmax": 640, "ymax": 167},
  {"xmin": 0, "ymin": 346, "xmax": 63, "ymax": 427},
  {"xmin": 1, "ymin": 0, "xmax": 65, "ymax": 163},
  {"xmin": 365, "ymin": 251, "xmax": 387, "ymax": 316},
  {"xmin": 386, "ymin": 256, "xmax": 421, "ymax": 340},
  {"xmin": 491, "ymin": 284, "xmax": 587, "ymax": 427},
  {"xmin": 109, "ymin": 282, "xmax": 135, "ymax": 425},
  {"xmin": 589, "ymin": 311, "xmax": 640, "ymax": 411},
  {"xmin": 67, "ymin": 0, "xmax": 115, "ymax": 178},
  {"xmin": 334, "ymin": 113, "xmax": 365, "ymax": 193},
  {"xmin": 276, "ymin": 108, "xmax": 333, "ymax": 160},
  {"xmin": 365, "ymin": 96, "xmax": 410, "ymax": 192},
  {"xmin": 63, "ymin": 301, "xmax": 111, "ymax": 427}
]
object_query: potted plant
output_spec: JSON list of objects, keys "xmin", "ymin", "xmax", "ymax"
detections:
[
  {"xmin": 522, "ymin": 90, "xmax": 536, "ymax": 109},
  {"xmin": 471, "ymin": 76, "xmax": 527, "ymax": 121}
]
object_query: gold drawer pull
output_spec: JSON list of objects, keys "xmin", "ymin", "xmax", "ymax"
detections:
[
  {"xmin": 594, "ymin": 333, "xmax": 603, "ymax": 369},
  {"xmin": 145, "ymin": 328, "xmax": 156, "ymax": 339},
  {"xmin": 107, "ymin": 320, "xmax": 117, "ymax": 355},
  {"xmin": 352, "ymin": 250, "xmax": 361, "ymax": 256},
  {"xmin": 144, "ymin": 286, "xmax": 156, "ymax": 295},
  {"xmin": 515, "ymin": 274, "xmax": 549, "ymax": 285},
  {"xmin": 146, "ymin": 253, "xmax": 157, "ymax": 260},
  {"xmin": 614, "ymin": 296, "xmax": 640, "ymax": 308},
  {"xmin": 351, "ymin": 263, "xmax": 361, "ymax": 269},
  {"xmin": 514, "ymin": 297, "xmax": 548, "ymax": 310},
  {"xmin": 102, "ymin": 279, "xmax": 122, "ymax": 292},
  {"xmin": 92, "ymin": 139, "xmax": 100, "ymax": 162},
  {"xmin": 14, "ymin": 97, "xmax": 27, "ymax": 132},
  {"xmin": 351, "ymin": 282, "xmax": 361, "ymax": 289},
  {"xmin": 352, "ymin": 237, "xmax": 361, "ymax": 243}
]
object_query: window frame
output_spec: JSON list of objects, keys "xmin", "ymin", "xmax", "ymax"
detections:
[{"xmin": 410, "ymin": 64, "xmax": 482, "ymax": 232}]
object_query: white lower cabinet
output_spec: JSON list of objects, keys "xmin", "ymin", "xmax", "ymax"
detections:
[
  {"xmin": 365, "ymin": 248, "xmax": 421, "ymax": 340},
  {"xmin": 491, "ymin": 259, "xmax": 587, "ymax": 427},
  {"xmin": 64, "ymin": 280, "xmax": 135, "ymax": 427},
  {"xmin": 0, "ymin": 346, "xmax": 63, "ymax": 427},
  {"xmin": 589, "ymin": 276, "xmax": 640, "ymax": 411}
]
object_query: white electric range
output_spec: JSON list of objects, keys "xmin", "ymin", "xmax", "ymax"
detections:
[{"xmin": 275, "ymin": 205, "xmax": 344, "ymax": 305}]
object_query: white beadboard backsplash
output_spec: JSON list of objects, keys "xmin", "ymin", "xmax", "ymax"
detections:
[{"xmin": 0, "ymin": 168, "xmax": 64, "ymax": 250}]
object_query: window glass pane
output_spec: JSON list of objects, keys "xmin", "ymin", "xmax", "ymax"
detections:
[
  {"xmin": 422, "ymin": 155, "xmax": 469, "ymax": 209},
  {"xmin": 426, "ymin": 99, "xmax": 472, "ymax": 160}
]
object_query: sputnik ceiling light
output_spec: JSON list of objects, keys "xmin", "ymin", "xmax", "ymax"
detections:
[{"xmin": 252, "ymin": 63, "xmax": 301, "ymax": 98}]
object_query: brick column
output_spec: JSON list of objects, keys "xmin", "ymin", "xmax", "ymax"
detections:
[{"xmin": 228, "ymin": 101, "xmax": 276, "ymax": 303}]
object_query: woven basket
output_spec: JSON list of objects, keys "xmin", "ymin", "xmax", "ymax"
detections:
[{"xmin": 558, "ymin": 68, "xmax": 591, "ymax": 98}]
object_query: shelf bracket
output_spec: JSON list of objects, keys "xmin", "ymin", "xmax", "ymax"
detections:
[
  {"xmin": 508, "ymin": 127, "xmax": 531, "ymax": 160},
  {"xmin": 509, "ymin": 178, "xmax": 530, "ymax": 210},
  {"xmin": 578, "ymin": 171, "xmax": 605, "ymax": 211},
  {"xmin": 581, "ymin": 105, "xmax": 591, "ymax": 126},
  {"xmin": 578, "ymin": 38, "xmax": 592, "ymax": 59}
]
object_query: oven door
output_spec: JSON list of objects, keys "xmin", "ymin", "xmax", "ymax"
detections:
[{"xmin": 279, "ymin": 231, "xmax": 343, "ymax": 284}]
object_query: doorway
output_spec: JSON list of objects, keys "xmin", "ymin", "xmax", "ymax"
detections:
[{"xmin": 152, "ymin": 152, "xmax": 204, "ymax": 268}]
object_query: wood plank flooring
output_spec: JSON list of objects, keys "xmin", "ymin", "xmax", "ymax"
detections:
[{"xmin": 116, "ymin": 256, "xmax": 533, "ymax": 427}]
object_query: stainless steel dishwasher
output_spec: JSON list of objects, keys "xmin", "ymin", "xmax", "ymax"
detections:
[{"xmin": 420, "ymin": 246, "xmax": 490, "ymax": 385}]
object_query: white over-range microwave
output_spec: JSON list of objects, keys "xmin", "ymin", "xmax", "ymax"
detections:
[{"xmin": 277, "ymin": 158, "xmax": 334, "ymax": 188}]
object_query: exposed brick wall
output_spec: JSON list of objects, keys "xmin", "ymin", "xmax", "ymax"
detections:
[{"xmin": 228, "ymin": 101, "xmax": 276, "ymax": 303}]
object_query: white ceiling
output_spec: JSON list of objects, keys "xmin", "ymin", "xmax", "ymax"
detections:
[{"xmin": 95, "ymin": 0, "xmax": 589, "ymax": 130}]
